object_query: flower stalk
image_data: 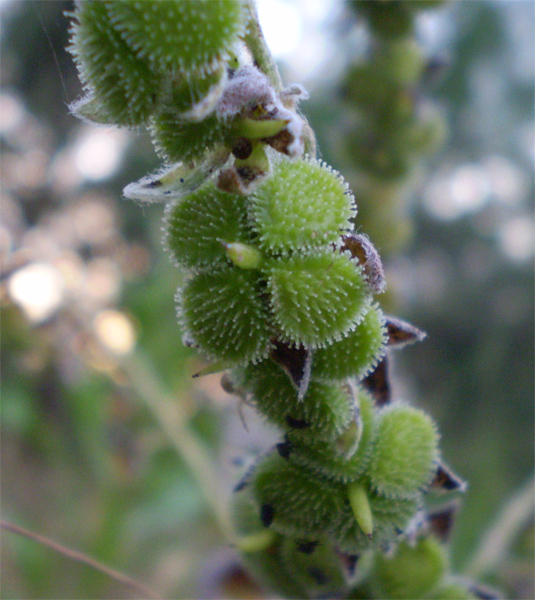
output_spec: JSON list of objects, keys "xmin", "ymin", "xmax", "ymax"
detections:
[{"xmin": 67, "ymin": 1, "xmax": 497, "ymax": 598}]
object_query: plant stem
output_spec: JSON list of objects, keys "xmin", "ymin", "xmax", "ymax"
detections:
[
  {"xmin": 242, "ymin": 0, "xmax": 317, "ymax": 158},
  {"xmin": 120, "ymin": 352, "xmax": 237, "ymax": 545},
  {"xmin": 1, "ymin": 520, "xmax": 162, "ymax": 600},
  {"xmin": 243, "ymin": 0, "xmax": 283, "ymax": 91},
  {"xmin": 465, "ymin": 475, "xmax": 535, "ymax": 579}
]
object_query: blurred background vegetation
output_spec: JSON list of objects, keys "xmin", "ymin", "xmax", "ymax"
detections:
[{"xmin": 0, "ymin": 1, "xmax": 533, "ymax": 598}]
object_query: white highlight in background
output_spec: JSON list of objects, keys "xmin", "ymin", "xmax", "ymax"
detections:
[
  {"xmin": 74, "ymin": 128, "xmax": 127, "ymax": 181},
  {"xmin": 8, "ymin": 263, "xmax": 64, "ymax": 322}
]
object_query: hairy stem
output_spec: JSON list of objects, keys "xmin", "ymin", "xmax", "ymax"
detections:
[
  {"xmin": 243, "ymin": 0, "xmax": 283, "ymax": 91},
  {"xmin": 1, "ymin": 520, "xmax": 161, "ymax": 599}
]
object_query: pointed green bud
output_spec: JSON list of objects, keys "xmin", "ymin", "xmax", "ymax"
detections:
[
  {"xmin": 369, "ymin": 404, "xmax": 439, "ymax": 499},
  {"xmin": 348, "ymin": 481, "xmax": 374, "ymax": 538},
  {"xmin": 224, "ymin": 242, "xmax": 263, "ymax": 270},
  {"xmin": 192, "ymin": 359, "xmax": 232, "ymax": 379},
  {"xmin": 165, "ymin": 183, "xmax": 250, "ymax": 270},
  {"xmin": 179, "ymin": 267, "xmax": 272, "ymax": 365},
  {"xmin": 250, "ymin": 157, "xmax": 357, "ymax": 254},
  {"xmin": 288, "ymin": 390, "xmax": 376, "ymax": 482},
  {"xmin": 332, "ymin": 491, "xmax": 420, "ymax": 555},
  {"xmin": 371, "ymin": 537, "xmax": 448, "ymax": 599},
  {"xmin": 236, "ymin": 529, "xmax": 277, "ymax": 554},
  {"xmin": 267, "ymin": 251, "xmax": 370, "ymax": 348},
  {"xmin": 313, "ymin": 303, "xmax": 387, "ymax": 381},
  {"xmin": 236, "ymin": 359, "xmax": 355, "ymax": 442}
]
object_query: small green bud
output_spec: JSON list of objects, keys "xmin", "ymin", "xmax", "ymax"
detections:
[
  {"xmin": 224, "ymin": 242, "xmax": 264, "ymax": 270},
  {"xmin": 237, "ymin": 359, "xmax": 355, "ymax": 442},
  {"xmin": 250, "ymin": 157, "xmax": 356, "ymax": 254},
  {"xmin": 371, "ymin": 537, "xmax": 448, "ymax": 599},
  {"xmin": 251, "ymin": 451, "xmax": 345, "ymax": 539},
  {"xmin": 288, "ymin": 390, "xmax": 376, "ymax": 482},
  {"xmin": 267, "ymin": 251, "xmax": 370, "ymax": 348},
  {"xmin": 179, "ymin": 267, "xmax": 272, "ymax": 365},
  {"xmin": 106, "ymin": 0, "xmax": 245, "ymax": 77},
  {"xmin": 348, "ymin": 481, "xmax": 374, "ymax": 538},
  {"xmin": 164, "ymin": 184, "xmax": 251, "ymax": 270},
  {"xmin": 369, "ymin": 404, "xmax": 439, "ymax": 499},
  {"xmin": 312, "ymin": 304, "xmax": 387, "ymax": 382},
  {"xmin": 280, "ymin": 537, "xmax": 349, "ymax": 598}
]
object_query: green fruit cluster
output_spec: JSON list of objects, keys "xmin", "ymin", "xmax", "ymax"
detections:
[
  {"xmin": 330, "ymin": 1, "xmax": 449, "ymax": 256},
  {"xmin": 342, "ymin": 37, "xmax": 446, "ymax": 184},
  {"xmin": 69, "ymin": 0, "xmax": 306, "ymax": 172},
  {"xmin": 167, "ymin": 155, "xmax": 376, "ymax": 363},
  {"xmin": 68, "ymin": 3, "xmax": 472, "ymax": 599}
]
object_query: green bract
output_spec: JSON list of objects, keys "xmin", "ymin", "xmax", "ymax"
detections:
[
  {"xmin": 250, "ymin": 157, "xmax": 356, "ymax": 254},
  {"xmin": 165, "ymin": 183, "xmax": 251, "ymax": 270},
  {"xmin": 369, "ymin": 404, "xmax": 439, "ymax": 499},
  {"xmin": 179, "ymin": 267, "xmax": 271, "ymax": 365},
  {"xmin": 267, "ymin": 251, "xmax": 370, "ymax": 348}
]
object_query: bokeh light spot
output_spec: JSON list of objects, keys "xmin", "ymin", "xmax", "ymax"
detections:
[
  {"xmin": 8, "ymin": 263, "xmax": 64, "ymax": 322},
  {"xmin": 93, "ymin": 309, "xmax": 136, "ymax": 355}
]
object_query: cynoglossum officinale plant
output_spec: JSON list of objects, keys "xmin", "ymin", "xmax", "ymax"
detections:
[{"xmin": 68, "ymin": 1, "xmax": 495, "ymax": 598}]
